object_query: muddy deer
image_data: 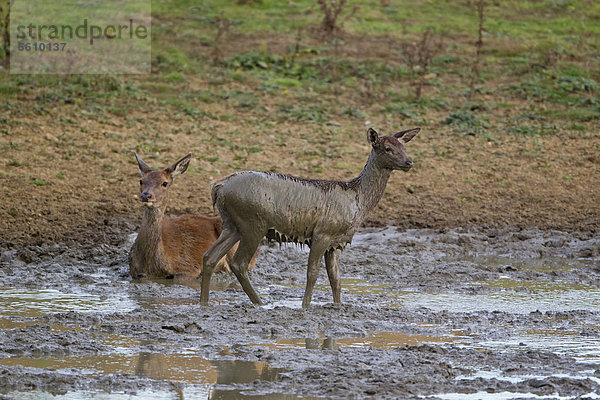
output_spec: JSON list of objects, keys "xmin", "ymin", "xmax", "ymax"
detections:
[
  {"xmin": 129, "ymin": 153, "xmax": 256, "ymax": 279},
  {"xmin": 201, "ymin": 127, "xmax": 420, "ymax": 308}
]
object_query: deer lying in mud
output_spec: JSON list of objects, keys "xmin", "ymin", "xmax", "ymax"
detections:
[
  {"xmin": 129, "ymin": 153, "xmax": 256, "ymax": 279},
  {"xmin": 201, "ymin": 127, "xmax": 420, "ymax": 308}
]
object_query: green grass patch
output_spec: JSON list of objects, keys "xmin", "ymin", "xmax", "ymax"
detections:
[
  {"xmin": 276, "ymin": 104, "xmax": 329, "ymax": 124},
  {"xmin": 31, "ymin": 178, "xmax": 48, "ymax": 186},
  {"xmin": 443, "ymin": 110, "xmax": 488, "ymax": 136}
]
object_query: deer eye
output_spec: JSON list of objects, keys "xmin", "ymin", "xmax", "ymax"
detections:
[
  {"xmin": 385, "ymin": 147, "xmax": 392, "ymax": 153},
  {"xmin": 162, "ymin": 181, "xmax": 168, "ymax": 187},
  {"xmin": 139, "ymin": 180, "xmax": 143, "ymax": 185}
]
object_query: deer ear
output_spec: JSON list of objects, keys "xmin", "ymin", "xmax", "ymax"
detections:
[
  {"xmin": 166, "ymin": 153, "xmax": 192, "ymax": 176},
  {"xmin": 367, "ymin": 128, "xmax": 380, "ymax": 147},
  {"xmin": 393, "ymin": 127, "xmax": 420, "ymax": 143},
  {"xmin": 134, "ymin": 152, "xmax": 152, "ymax": 176}
]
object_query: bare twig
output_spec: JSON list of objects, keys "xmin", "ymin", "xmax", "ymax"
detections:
[
  {"xmin": 289, "ymin": 28, "xmax": 303, "ymax": 68},
  {"xmin": 212, "ymin": 15, "xmax": 232, "ymax": 65},
  {"xmin": 468, "ymin": 0, "xmax": 486, "ymax": 99},
  {"xmin": 317, "ymin": 0, "xmax": 359, "ymax": 40},
  {"xmin": 401, "ymin": 30, "xmax": 444, "ymax": 98}
]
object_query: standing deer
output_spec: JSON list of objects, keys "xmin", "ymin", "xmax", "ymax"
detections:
[
  {"xmin": 201, "ymin": 127, "xmax": 420, "ymax": 307},
  {"xmin": 129, "ymin": 153, "xmax": 256, "ymax": 279}
]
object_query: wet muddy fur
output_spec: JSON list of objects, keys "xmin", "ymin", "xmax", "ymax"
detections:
[{"xmin": 201, "ymin": 128, "xmax": 420, "ymax": 307}]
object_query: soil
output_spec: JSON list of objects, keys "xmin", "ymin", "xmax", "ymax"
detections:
[
  {"xmin": 0, "ymin": 33, "xmax": 599, "ymax": 249},
  {"xmin": 1, "ymin": 107, "xmax": 599, "ymax": 250},
  {"xmin": 1, "ymin": 226, "xmax": 600, "ymax": 399}
]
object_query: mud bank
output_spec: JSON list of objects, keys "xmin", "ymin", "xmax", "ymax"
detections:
[{"xmin": 0, "ymin": 226, "xmax": 599, "ymax": 399}]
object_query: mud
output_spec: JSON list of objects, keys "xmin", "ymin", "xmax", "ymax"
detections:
[{"xmin": 1, "ymin": 226, "xmax": 600, "ymax": 399}]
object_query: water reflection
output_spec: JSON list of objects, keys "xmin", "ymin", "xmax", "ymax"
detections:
[
  {"xmin": 474, "ymin": 329, "xmax": 600, "ymax": 363},
  {"xmin": 1, "ymin": 348, "xmax": 301, "ymax": 399},
  {"xmin": 7, "ymin": 388, "xmax": 321, "ymax": 400},
  {"xmin": 132, "ymin": 278, "xmax": 239, "ymax": 309},
  {"xmin": 462, "ymin": 255, "xmax": 593, "ymax": 274},
  {"xmin": 0, "ymin": 352, "xmax": 281, "ymax": 386},
  {"xmin": 260, "ymin": 331, "xmax": 460, "ymax": 350},
  {"xmin": 0, "ymin": 286, "xmax": 136, "ymax": 316},
  {"xmin": 0, "ymin": 316, "xmax": 34, "ymax": 329},
  {"xmin": 134, "ymin": 277, "xmax": 238, "ymax": 292},
  {"xmin": 392, "ymin": 286, "xmax": 600, "ymax": 314}
]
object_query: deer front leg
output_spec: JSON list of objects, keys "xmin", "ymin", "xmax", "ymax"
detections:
[
  {"xmin": 325, "ymin": 248, "xmax": 341, "ymax": 304},
  {"xmin": 302, "ymin": 241, "xmax": 327, "ymax": 308},
  {"xmin": 201, "ymin": 229, "xmax": 240, "ymax": 305}
]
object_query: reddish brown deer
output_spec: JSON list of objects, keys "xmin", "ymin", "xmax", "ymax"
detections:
[
  {"xmin": 201, "ymin": 127, "xmax": 420, "ymax": 307},
  {"xmin": 129, "ymin": 153, "xmax": 256, "ymax": 279}
]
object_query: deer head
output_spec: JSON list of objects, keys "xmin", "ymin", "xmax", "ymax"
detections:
[
  {"xmin": 367, "ymin": 127, "xmax": 420, "ymax": 171},
  {"xmin": 134, "ymin": 153, "xmax": 191, "ymax": 207}
]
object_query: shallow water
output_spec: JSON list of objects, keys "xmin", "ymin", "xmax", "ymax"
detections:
[
  {"xmin": 7, "ymin": 387, "xmax": 320, "ymax": 400},
  {"xmin": 434, "ymin": 391, "xmax": 591, "ymax": 400},
  {"xmin": 0, "ymin": 287, "xmax": 137, "ymax": 317},
  {"xmin": 2, "ymin": 354, "xmax": 301, "ymax": 400},
  {"xmin": 311, "ymin": 274, "xmax": 600, "ymax": 314},
  {"xmin": 476, "ymin": 330, "xmax": 600, "ymax": 363},
  {"xmin": 435, "ymin": 368, "xmax": 600, "ymax": 400},
  {"xmin": 0, "ymin": 354, "xmax": 280, "ymax": 384},
  {"xmin": 394, "ymin": 285, "xmax": 600, "ymax": 313},
  {"xmin": 254, "ymin": 330, "xmax": 463, "ymax": 350}
]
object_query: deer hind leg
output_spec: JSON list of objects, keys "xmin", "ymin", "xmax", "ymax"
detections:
[
  {"xmin": 216, "ymin": 241, "xmax": 239, "ymax": 274},
  {"xmin": 325, "ymin": 248, "xmax": 341, "ymax": 304},
  {"xmin": 229, "ymin": 234, "xmax": 263, "ymax": 305},
  {"xmin": 201, "ymin": 227, "xmax": 240, "ymax": 305},
  {"xmin": 302, "ymin": 241, "xmax": 328, "ymax": 308}
]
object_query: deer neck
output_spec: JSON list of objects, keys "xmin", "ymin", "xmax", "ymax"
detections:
[
  {"xmin": 135, "ymin": 204, "xmax": 167, "ymax": 268},
  {"xmin": 354, "ymin": 150, "xmax": 392, "ymax": 219}
]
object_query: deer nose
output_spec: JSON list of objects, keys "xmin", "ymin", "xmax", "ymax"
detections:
[
  {"xmin": 406, "ymin": 159, "xmax": 413, "ymax": 167},
  {"xmin": 140, "ymin": 192, "xmax": 152, "ymax": 202}
]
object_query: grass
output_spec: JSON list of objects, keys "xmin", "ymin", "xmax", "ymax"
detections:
[
  {"xmin": 31, "ymin": 178, "xmax": 48, "ymax": 186},
  {"xmin": 0, "ymin": 0, "xmax": 598, "ymax": 144}
]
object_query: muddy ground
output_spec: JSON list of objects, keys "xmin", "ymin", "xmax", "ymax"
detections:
[
  {"xmin": 1, "ymin": 2, "xmax": 599, "ymax": 397},
  {"xmin": 1, "ymin": 223, "xmax": 600, "ymax": 399}
]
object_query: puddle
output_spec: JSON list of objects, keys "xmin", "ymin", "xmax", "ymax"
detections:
[
  {"xmin": 433, "ymin": 391, "xmax": 593, "ymax": 400},
  {"xmin": 314, "ymin": 263, "xmax": 600, "ymax": 314},
  {"xmin": 0, "ymin": 353, "xmax": 281, "ymax": 384},
  {"xmin": 134, "ymin": 295, "xmax": 200, "ymax": 310},
  {"xmin": 475, "ymin": 329, "xmax": 600, "ymax": 363},
  {"xmin": 132, "ymin": 278, "xmax": 240, "ymax": 309},
  {"xmin": 485, "ymin": 276, "xmax": 595, "ymax": 292},
  {"xmin": 7, "ymin": 388, "xmax": 322, "ymax": 400},
  {"xmin": 455, "ymin": 368, "xmax": 600, "ymax": 385},
  {"xmin": 0, "ymin": 316, "xmax": 35, "ymax": 330},
  {"xmin": 392, "ymin": 286, "xmax": 600, "ymax": 314},
  {"xmin": 259, "ymin": 331, "xmax": 462, "ymax": 350},
  {"xmin": 267, "ymin": 266, "xmax": 600, "ymax": 314},
  {"xmin": 137, "ymin": 277, "xmax": 239, "ymax": 292},
  {"xmin": 304, "ymin": 276, "xmax": 600, "ymax": 314},
  {"xmin": 261, "ymin": 279, "xmax": 392, "ymax": 309},
  {"xmin": 0, "ymin": 287, "xmax": 137, "ymax": 317},
  {"xmin": 463, "ymin": 255, "xmax": 592, "ymax": 274},
  {"xmin": 4, "ymin": 390, "xmax": 199, "ymax": 400},
  {"xmin": 1, "ymin": 353, "xmax": 304, "ymax": 399},
  {"xmin": 437, "ymin": 368, "xmax": 600, "ymax": 400},
  {"xmin": 318, "ymin": 278, "xmax": 393, "ymax": 296}
]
